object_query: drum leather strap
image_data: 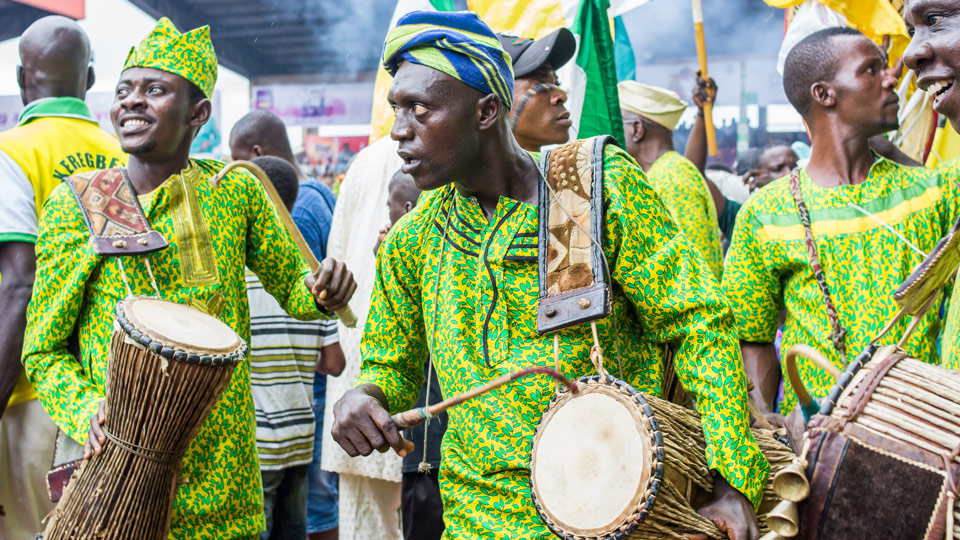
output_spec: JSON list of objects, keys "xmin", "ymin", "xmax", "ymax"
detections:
[
  {"xmin": 63, "ymin": 167, "xmax": 169, "ymax": 257},
  {"xmin": 536, "ymin": 135, "xmax": 614, "ymax": 334},
  {"xmin": 788, "ymin": 169, "xmax": 848, "ymax": 365}
]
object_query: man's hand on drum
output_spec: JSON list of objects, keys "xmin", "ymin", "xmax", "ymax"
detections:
[
  {"xmin": 688, "ymin": 475, "xmax": 759, "ymax": 540},
  {"xmin": 305, "ymin": 257, "xmax": 357, "ymax": 313},
  {"xmin": 84, "ymin": 400, "xmax": 107, "ymax": 459},
  {"xmin": 332, "ymin": 383, "xmax": 413, "ymax": 458}
]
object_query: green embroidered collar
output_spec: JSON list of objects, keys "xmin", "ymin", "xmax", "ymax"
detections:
[{"xmin": 18, "ymin": 97, "xmax": 96, "ymax": 127}]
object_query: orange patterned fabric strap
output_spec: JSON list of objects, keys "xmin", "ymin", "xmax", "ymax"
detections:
[
  {"xmin": 788, "ymin": 169, "xmax": 848, "ymax": 364},
  {"xmin": 64, "ymin": 168, "xmax": 168, "ymax": 256}
]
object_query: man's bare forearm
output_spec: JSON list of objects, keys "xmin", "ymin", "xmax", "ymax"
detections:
[
  {"xmin": 0, "ymin": 243, "xmax": 36, "ymax": 418},
  {"xmin": 739, "ymin": 340, "xmax": 780, "ymax": 413},
  {"xmin": 686, "ymin": 110, "xmax": 708, "ymax": 174}
]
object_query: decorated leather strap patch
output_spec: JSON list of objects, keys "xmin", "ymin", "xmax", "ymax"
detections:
[
  {"xmin": 63, "ymin": 167, "xmax": 168, "ymax": 256},
  {"xmin": 536, "ymin": 135, "xmax": 614, "ymax": 334}
]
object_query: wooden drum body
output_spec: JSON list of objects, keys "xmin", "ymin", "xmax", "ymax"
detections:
[
  {"xmin": 43, "ymin": 296, "xmax": 245, "ymax": 540},
  {"xmin": 531, "ymin": 375, "xmax": 791, "ymax": 540},
  {"xmin": 796, "ymin": 345, "xmax": 960, "ymax": 540}
]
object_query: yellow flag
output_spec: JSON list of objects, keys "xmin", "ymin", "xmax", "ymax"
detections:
[{"xmin": 926, "ymin": 123, "xmax": 960, "ymax": 168}]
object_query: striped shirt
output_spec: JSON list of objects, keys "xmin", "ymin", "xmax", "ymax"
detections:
[{"xmin": 247, "ymin": 270, "xmax": 339, "ymax": 470}]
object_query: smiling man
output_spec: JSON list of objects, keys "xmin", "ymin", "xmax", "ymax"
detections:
[
  {"xmin": 723, "ymin": 27, "xmax": 960, "ymax": 420},
  {"xmin": 22, "ymin": 18, "xmax": 355, "ymax": 539},
  {"xmin": 331, "ymin": 10, "xmax": 768, "ymax": 540},
  {"xmin": 903, "ymin": 0, "xmax": 960, "ymax": 369},
  {"xmin": 497, "ymin": 29, "xmax": 575, "ymax": 152}
]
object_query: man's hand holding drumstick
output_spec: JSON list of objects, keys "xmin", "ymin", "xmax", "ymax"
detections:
[{"xmin": 304, "ymin": 257, "xmax": 358, "ymax": 314}]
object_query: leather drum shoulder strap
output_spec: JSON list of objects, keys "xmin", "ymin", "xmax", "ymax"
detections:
[
  {"xmin": 536, "ymin": 135, "xmax": 614, "ymax": 334},
  {"xmin": 63, "ymin": 167, "xmax": 168, "ymax": 256},
  {"xmin": 788, "ymin": 169, "xmax": 848, "ymax": 364}
]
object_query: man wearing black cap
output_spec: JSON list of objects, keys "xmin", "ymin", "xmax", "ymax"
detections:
[{"xmin": 498, "ymin": 28, "xmax": 576, "ymax": 151}]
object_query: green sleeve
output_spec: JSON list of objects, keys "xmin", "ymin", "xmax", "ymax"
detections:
[
  {"xmin": 22, "ymin": 184, "xmax": 104, "ymax": 443},
  {"xmin": 722, "ymin": 201, "xmax": 782, "ymax": 343},
  {"xmin": 241, "ymin": 169, "xmax": 323, "ymax": 321},
  {"xmin": 355, "ymin": 208, "xmax": 429, "ymax": 413},
  {"xmin": 602, "ymin": 146, "xmax": 769, "ymax": 508}
]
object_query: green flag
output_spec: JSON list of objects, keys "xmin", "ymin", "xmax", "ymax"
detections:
[{"xmin": 567, "ymin": 0, "xmax": 624, "ymax": 145}]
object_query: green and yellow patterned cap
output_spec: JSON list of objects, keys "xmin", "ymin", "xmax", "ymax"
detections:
[{"xmin": 122, "ymin": 17, "xmax": 217, "ymax": 98}]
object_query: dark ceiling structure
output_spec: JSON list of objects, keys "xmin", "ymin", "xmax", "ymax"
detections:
[
  {"xmin": 127, "ymin": 0, "xmax": 395, "ymax": 79},
  {"xmin": 2, "ymin": 0, "xmax": 787, "ymax": 80},
  {"xmin": 0, "ymin": 0, "xmax": 80, "ymax": 43}
]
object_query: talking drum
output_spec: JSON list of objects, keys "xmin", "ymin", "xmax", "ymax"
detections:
[
  {"xmin": 531, "ymin": 374, "xmax": 793, "ymax": 540},
  {"xmin": 781, "ymin": 345, "xmax": 960, "ymax": 540},
  {"xmin": 43, "ymin": 296, "xmax": 245, "ymax": 540},
  {"xmin": 770, "ymin": 214, "xmax": 960, "ymax": 540}
]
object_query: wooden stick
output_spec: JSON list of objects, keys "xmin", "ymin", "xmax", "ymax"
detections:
[
  {"xmin": 393, "ymin": 367, "xmax": 578, "ymax": 430},
  {"xmin": 209, "ymin": 161, "xmax": 357, "ymax": 328},
  {"xmin": 692, "ymin": 0, "xmax": 718, "ymax": 157}
]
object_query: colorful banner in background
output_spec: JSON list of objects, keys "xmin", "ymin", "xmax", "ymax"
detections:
[{"xmin": 368, "ymin": 0, "xmax": 649, "ymax": 145}]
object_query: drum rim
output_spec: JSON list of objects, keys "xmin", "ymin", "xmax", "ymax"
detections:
[
  {"xmin": 115, "ymin": 297, "xmax": 246, "ymax": 367},
  {"xmin": 818, "ymin": 343, "xmax": 879, "ymax": 417},
  {"xmin": 530, "ymin": 374, "xmax": 665, "ymax": 540}
]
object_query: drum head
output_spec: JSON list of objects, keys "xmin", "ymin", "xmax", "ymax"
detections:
[
  {"xmin": 531, "ymin": 379, "xmax": 655, "ymax": 538},
  {"xmin": 121, "ymin": 296, "xmax": 241, "ymax": 355}
]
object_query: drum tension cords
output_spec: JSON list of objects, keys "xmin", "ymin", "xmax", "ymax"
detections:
[{"xmin": 101, "ymin": 425, "xmax": 189, "ymax": 465}]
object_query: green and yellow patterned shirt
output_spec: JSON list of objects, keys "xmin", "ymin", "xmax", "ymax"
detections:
[
  {"xmin": 356, "ymin": 145, "xmax": 768, "ymax": 540},
  {"xmin": 723, "ymin": 156, "xmax": 960, "ymax": 413},
  {"xmin": 646, "ymin": 151, "xmax": 724, "ymax": 280},
  {"xmin": 23, "ymin": 159, "xmax": 322, "ymax": 540},
  {"xmin": 932, "ymin": 160, "xmax": 960, "ymax": 370}
]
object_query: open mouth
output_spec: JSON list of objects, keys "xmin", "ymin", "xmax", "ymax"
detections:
[
  {"xmin": 398, "ymin": 152, "xmax": 421, "ymax": 172},
  {"xmin": 119, "ymin": 116, "xmax": 153, "ymax": 133},
  {"xmin": 926, "ymin": 79, "xmax": 955, "ymax": 106}
]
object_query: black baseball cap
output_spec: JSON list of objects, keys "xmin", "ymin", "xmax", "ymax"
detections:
[{"xmin": 497, "ymin": 27, "xmax": 576, "ymax": 78}]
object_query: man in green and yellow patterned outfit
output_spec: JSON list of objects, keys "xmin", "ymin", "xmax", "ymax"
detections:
[
  {"xmin": 617, "ymin": 80, "xmax": 724, "ymax": 280},
  {"xmin": 22, "ymin": 18, "xmax": 355, "ymax": 539},
  {"xmin": 903, "ymin": 0, "xmax": 960, "ymax": 370},
  {"xmin": 724, "ymin": 27, "xmax": 960, "ymax": 418},
  {"xmin": 331, "ymin": 11, "xmax": 767, "ymax": 540}
]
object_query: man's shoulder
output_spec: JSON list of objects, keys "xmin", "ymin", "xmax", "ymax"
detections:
[
  {"xmin": 40, "ymin": 180, "xmax": 87, "ymax": 226},
  {"xmin": 740, "ymin": 174, "xmax": 792, "ymax": 215},
  {"xmin": 387, "ymin": 186, "xmax": 448, "ymax": 241}
]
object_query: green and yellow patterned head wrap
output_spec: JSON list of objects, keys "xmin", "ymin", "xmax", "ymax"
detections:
[{"xmin": 122, "ymin": 17, "xmax": 217, "ymax": 98}]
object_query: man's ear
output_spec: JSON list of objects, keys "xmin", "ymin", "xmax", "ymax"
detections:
[
  {"xmin": 16, "ymin": 65, "xmax": 24, "ymax": 91},
  {"xmin": 477, "ymin": 94, "xmax": 501, "ymax": 130},
  {"xmin": 252, "ymin": 144, "xmax": 264, "ymax": 157},
  {"xmin": 811, "ymin": 82, "xmax": 835, "ymax": 108},
  {"xmin": 86, "ymin": 66, "xmax": 96, "ymax": 91},
  {"xmin": 188, "ymin": 98, "xmax": 212, "ymax": 128},
  {"xmin": 631, "ymin": 119, "xmax": 646, "ymax": 143},
  {"xmin": 404, "ymin": 201, "xmax": 414, "ymax": 213}
]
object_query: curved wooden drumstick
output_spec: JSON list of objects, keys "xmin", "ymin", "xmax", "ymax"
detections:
[
  {"xmin": 393, "ymin": 367, "xmax": 578, "ymax": 430},
  {"xmin": 209, "ymin": 160, "xmax": 357, "ymax": 328}
]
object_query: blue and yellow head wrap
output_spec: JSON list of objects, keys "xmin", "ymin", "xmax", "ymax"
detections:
[
  {"xmin": 382, "ymin": 11, "xmax": 514, "ymax": 109},
  {"xmin": 123, "ymin": 17, "xmax": 217, "ymax": 98}
]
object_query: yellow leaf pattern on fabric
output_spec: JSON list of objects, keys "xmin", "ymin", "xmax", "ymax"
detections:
[
  {"xmin": 23, "ymin": 159, "xmax": 322, "ymax": 539},
  {"xmin": 646, "ymin": 151, "xmax": 724, "ymax": 281},
  {"xmin": 356, "ymin": 145, "xmax": 768, "ymax": 539},
  {"xmin": 723, "ymin": 157, "xmax": 960, "ymax": 413}
]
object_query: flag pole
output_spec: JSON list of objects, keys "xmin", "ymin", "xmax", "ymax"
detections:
[{"xmin": 692, "ymin": 0, "xmax": 718, "ymax": 156}]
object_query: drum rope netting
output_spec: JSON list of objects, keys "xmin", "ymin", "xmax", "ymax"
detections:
[
  {"xmin": 535, "ymin": 377, "xmax": 793, "ymax": 540},
  {"xmin": 43, "ymin": 307, "xmax": 240, "ymax": 540}
]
